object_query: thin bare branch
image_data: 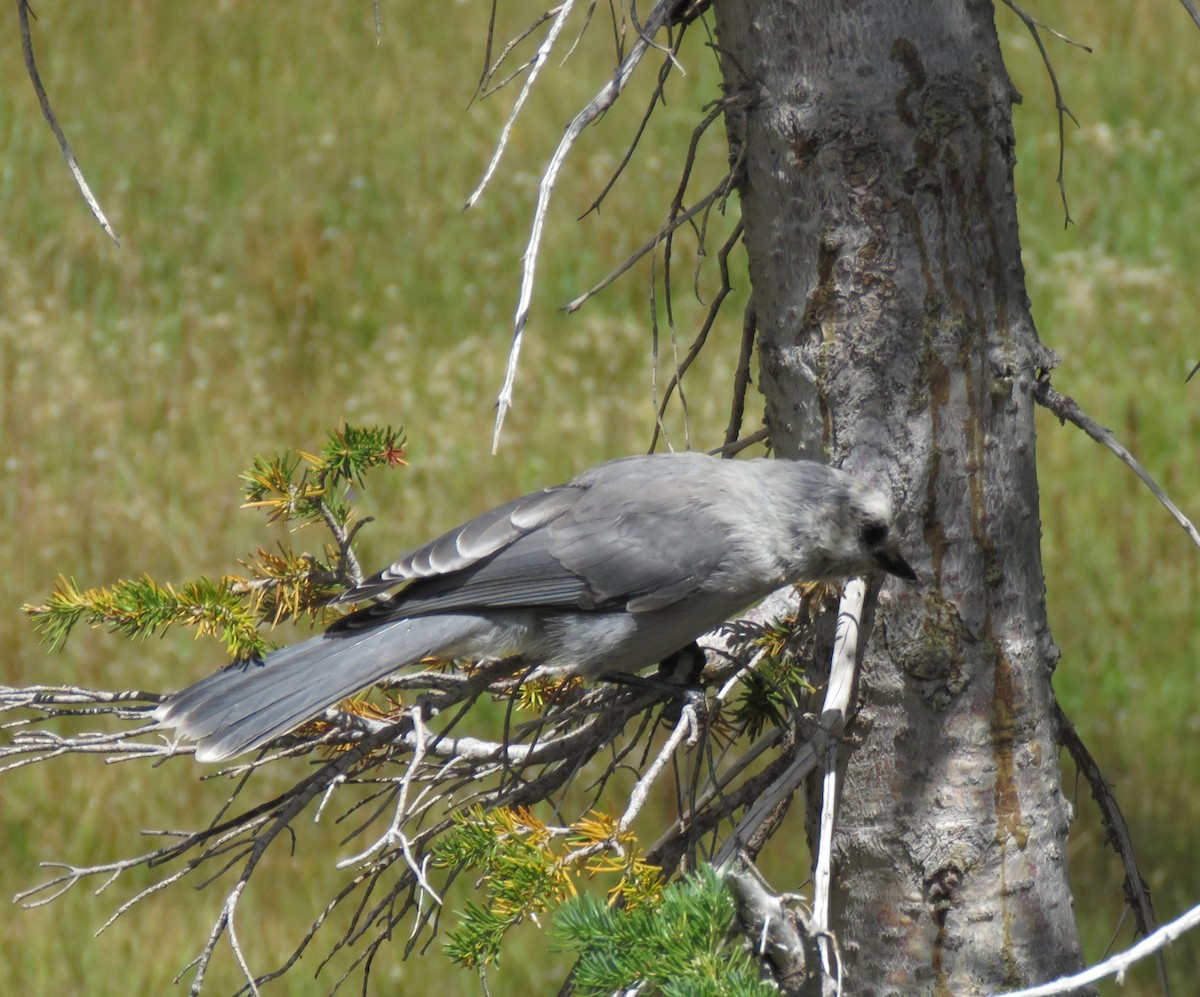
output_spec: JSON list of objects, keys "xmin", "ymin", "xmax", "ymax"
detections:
[
  {"xmin": 991, "ymin": 901, "xmax": 1200, "ymax": 997},
  {"xmin": 723, "ymin": 296, "xmax": 757, "ymax": 452},
  {"xmin": 475, "ymin": 4, "xmax": 559, "ymax": 100},
  {"xmin": 1034, "ymin": 379, "xmax": 1200, "ymax": 548},
  {"xmin": 467, "ymin": 0, "xmax": 578, "ymax": 211},
  {"xmin": 560, "ymin": 0, "xmax": 600, "ymax": 67},
  {"xmin": 491, "ymin": 0, "xmax": 684, "ymax": 451},
  {"xmin": 1057, "ymin": 701, "xmax": 1169, "ymax": 996},
  {"xmin": 564, "ymin": 186, "xmax": 725, "ymax": 315},
  {"xmin": 17, "ymin": 0, "xmax": 119, "ymax": 243},
  {"xmin": 1001, "ymin": 0, "xmax": 1083, "ymax": 227},
  {"xmin": 659, "ymin": 98, "xmax": 729, "ymax": 332},
  {"xmin": 647, "ymin": 217, "xmax": 743, "ymax": 453},
  {"xmin": 1177, "ymin": 0, "xmax": 1200, "ymax": 32},
  {"xmin": 578, "ymin": 17, "xmax": 687, "ymax": 219}
]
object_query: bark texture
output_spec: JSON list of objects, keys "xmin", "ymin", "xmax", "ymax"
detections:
[{"xmin": 713, "ymin": 1, "xmax": 1085, "ymax": 992}]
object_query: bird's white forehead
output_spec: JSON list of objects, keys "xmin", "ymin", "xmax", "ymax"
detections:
[{"xmin": 856, "ymin": 487, "xmax": 894, "ymax": 523}]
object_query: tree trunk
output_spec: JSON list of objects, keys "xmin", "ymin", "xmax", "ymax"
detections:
[{"xmin": 714, "ymin": 1, "xmax": 1086, "ymax": 991}]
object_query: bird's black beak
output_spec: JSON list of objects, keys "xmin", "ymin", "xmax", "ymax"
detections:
[{"xmin": 873, "ymin": 544, "xmax": 917, "ymax": 582}]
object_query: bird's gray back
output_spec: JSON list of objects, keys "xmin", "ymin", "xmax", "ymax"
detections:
[{"xmin": 334, "ymin": 453, "xmax": 800, "ymax": 627}]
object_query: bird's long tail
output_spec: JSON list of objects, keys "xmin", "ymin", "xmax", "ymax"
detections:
[{"xmin": 154, "ymin": 614, "xmax": 492, "ymax": 762}]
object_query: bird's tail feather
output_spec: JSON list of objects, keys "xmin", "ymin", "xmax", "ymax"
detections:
[{"xmin": 154, "ymin": 614, "xmax": 488, "ymax": 762}]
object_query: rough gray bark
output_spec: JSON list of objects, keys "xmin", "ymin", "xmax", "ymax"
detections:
[{"xmin": 714, "ymin": 1, "xmax": 1086, "ymax": 992}]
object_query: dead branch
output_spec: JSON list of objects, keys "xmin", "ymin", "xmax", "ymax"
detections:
[
  {"xmin": 990, "ymin": 901, "xmax": 1200, "ymax": 997},
  {"xmin": 2, "ymin": 588, "xmax": 824, "ymax": 993},
  {"xmin": 647, "ymin": 218, "xmax": 743, "ymax": 453},
  {"xmin": 467, "ymin": 0, "xmax": 580, "ymax": 210},
  {"xmin": 563, "ymin": 185, "xmax": 726, "ymax": 315},
  {"xmin": 1056, "ymin": 701, "xmax": 1169, "ymax": 996},
  {"xmin": 1034, "ymin": 378, "xmax": 1200, "ymax": 547},
  {"xmin": 1001, "ymin": 0, "xmax": 1087, "ymax": 228},
  {"xmin": 487, "ymin": 0, "xmax": 686, "ymax": 451},
  {"xmin": 723, "ymin": 296, "xmax": 757, "ymax": 451},
  {"xmin": 17, "ymin": 0, "xmax": 119, "ymax": 243},
  {"xmin": 577, "ymin": 20, "xmax": 682, "ymax": 220}
]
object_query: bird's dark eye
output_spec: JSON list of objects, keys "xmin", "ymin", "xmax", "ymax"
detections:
[{"xmin": 861, "ymin": 522, "xmax": 888, "ymax": 546}]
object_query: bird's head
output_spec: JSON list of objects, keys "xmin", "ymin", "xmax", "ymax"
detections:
[
  {"xmin": 842, "ymin": 482, "xmax": 917, "ymax": 581},
  {"xmin": 787, "ymin": 468, "xmax": 917, "ymax": 584}
]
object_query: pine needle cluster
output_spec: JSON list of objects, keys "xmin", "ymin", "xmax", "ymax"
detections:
[
  {"xmin": 432, "ymin": 806, "xmax": 663, "ymax": 969},
  {"xmin": 555, "ymin": 865, "xmax": 778, "ymax": 997},
  {"xmin": 723, "ymin": 616, "xmax": 817, "ymax": 740},
  {"xmin": 23, "ymin": 424, "xmax": 406, "ymax": 661}
]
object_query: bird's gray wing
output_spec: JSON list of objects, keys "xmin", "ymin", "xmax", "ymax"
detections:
[
  {"xmin": 548, "ymin": 505, "xmax": 733, "ymax": 612},
  {"xmin": 335, "ymin": 485, "xmax": 579, "ymax": 604},
  {"xmin": 336, "ymin": 460, "xmax": 736, "ymax": 627}
]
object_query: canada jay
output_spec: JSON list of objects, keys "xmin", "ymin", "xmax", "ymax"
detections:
[{"xmin": 155, "ymin": 452, "xmax": 916, "ymax": 761}]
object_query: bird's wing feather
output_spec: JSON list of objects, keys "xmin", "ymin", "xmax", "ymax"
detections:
[
  {"xmin": 334, "ymin": 455, "xmax": 744, "ymax": 625},
  {"xmin": 335, "ymin": 486, "xmax": 577, "ymax": 603},
  {"xmin": 548, "ymin": 506, "xmax": 730, "ymax": 611}
]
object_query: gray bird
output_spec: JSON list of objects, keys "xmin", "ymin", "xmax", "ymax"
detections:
[{"xmin": 154, "ymin": 452, "xmax": 915, "ymax": 761}]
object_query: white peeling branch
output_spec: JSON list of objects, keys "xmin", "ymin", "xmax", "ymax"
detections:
[
  {"xmin": 991, "ymin": 900, "xmax": 1200, "ymax": 997},
  {"xmin": 17, "ymin": 0, "xmax": 120, "ymax": 244},
  {"xmin": 466, "ymin": 0, "xmax": 578, "ymax": 211},
  {"xmin": 490, "ymin": 0, "xmax": 681, "ymax": 451},
  {"xmin": 812, "ymin": 579, "xmax": 865, "ymax": 991},
  {"xmin": 714, "ymin": 580, "xmax": 870, "ymax": 870},
  {"xmin": 1035, "ymin": 380, "xmax": 1200, "ymax": 548},
  {"xmin": 618, "ymin": 700, "xmax": 697, "ymax": 834}
]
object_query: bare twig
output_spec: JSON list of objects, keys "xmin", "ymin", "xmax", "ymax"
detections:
[
  {"xmin": 990, "ymin": 901, "xmax": 1200, "ymax": 997},
  {"xmin": 710, "ymin": 427, "xmax": 769, "ymax": 458},
  {"xmin": 564, "ymin": 186, "xmax": 726, "ymax": 315},
  {"xmin": 468, "ymin": 1, "xmax": 577, "ymax": 210},
  {"xmin": 1034, "ymin": 379, "xmax": 1200, "ymax": 548},
  {"xmin": 619, "ymin": 701, "xmax": 698, "ymax": 832},
  {"xmin": 723, "ymin": 296, "xmax": 757, "ymax": 452},
  {"xmin": 578, "ymin": 19, "xmax": 683, "ymax": 219},
  {"xmin": 1001, "ymin": 0, "xmax": 1085, "ymax": 228},
  {"xmin": 490, "ymin": 0, "xmax": 683, "ymax": 451},
  {"xmin": 659, "ymin": 99, "xmax": 729, "ymax": 332},
  {"xmin": 647, "ymin": 218, "xmax": 743, "ymax": 453},
  {"xmin": 17, "ymin": 0, "xmax": 119, "ymax": 243},
  {"xmin": 475, "ymin": 4, "xmax": 559, "ymax": 100},
  {"xmin": 1056, "ymin": 701, "xmax": 1169, "ymax": 996},
  {"xmin": 811, "ymin": 579, "xmax": 865, "ymax": 985},
  {"xmin": 1177, "ymin": 0, "xmax": 1200, "ymax": 32}
]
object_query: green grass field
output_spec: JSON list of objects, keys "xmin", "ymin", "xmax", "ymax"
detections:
[{"xmin": 0, "ymin": 1, "xmax": 1196, "ymax": 993}]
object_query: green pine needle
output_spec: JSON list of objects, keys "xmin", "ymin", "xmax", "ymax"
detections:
[
  {"xmin": 24, "ymin": 574, "xmax": 269, "ymax": 659},
  {"xmin": 555, "ymin": 867, "xmax": 777, "ymax": 997},
  {"xmin": 310, "ymin": 424, "xmax": 407, "ymax": 489}
]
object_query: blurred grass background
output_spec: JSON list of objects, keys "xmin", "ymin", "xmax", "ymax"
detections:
[{"xmin": 0, "ymin": 1, "xmax": 1196, "ymax": 993}]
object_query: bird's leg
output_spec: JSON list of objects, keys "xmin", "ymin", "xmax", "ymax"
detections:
[{"xmin": 602, "ymin": 641, "xmax": 709, "ymax": 722}]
